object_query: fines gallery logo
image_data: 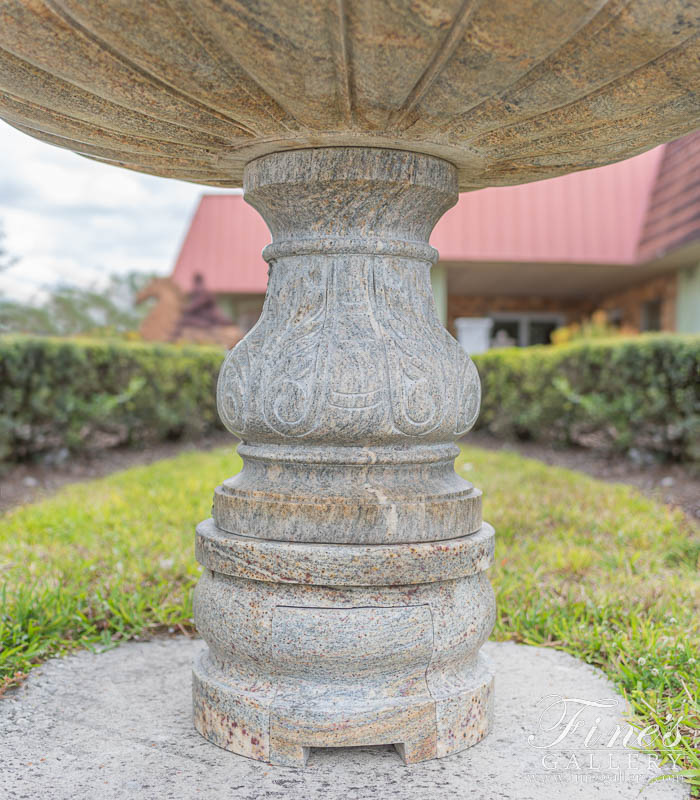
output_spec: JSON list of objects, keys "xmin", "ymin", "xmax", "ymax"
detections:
[{"xmin": 523, "ymin": 695, "xmax": 690, "ymax": 785}]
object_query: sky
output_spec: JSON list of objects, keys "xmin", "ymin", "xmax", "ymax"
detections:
[{"xmin": 0, "ymin": 120, "xmax": 237, "ymax": 302}]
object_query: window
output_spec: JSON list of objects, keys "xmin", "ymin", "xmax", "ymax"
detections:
[
  {"xmin": 641, "ymin": 299, "xmax": 662, "ymax": 332},
  {"xmin": 489, "ymin": 313, "xmax": 564, "ymax": 347},
  {"xmin": 528, "ymin": 320, "xmax": 559, "ymax": 345},
  {"xmin": 490, "ymin": 319, "xmax": 519, "ymax": 347},
  {"xmin": 607, "ymin": 308, "xmax": 623, "ymax": 328}
]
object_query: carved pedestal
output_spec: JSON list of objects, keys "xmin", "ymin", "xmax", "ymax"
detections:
[{"xmin": 193, "ymin": 147, "xmax": 495, "ymax": 766}]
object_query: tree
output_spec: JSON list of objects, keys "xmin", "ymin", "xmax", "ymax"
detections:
[
  {"xmin": 0, "ymin": 221, "xmax": 18, "ymax": 273},
  {"xmin": 0, "ymin": 271, "xmax": 156, "ymax": 337}
]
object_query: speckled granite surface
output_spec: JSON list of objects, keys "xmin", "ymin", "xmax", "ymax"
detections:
[
  {"xmin": 195, "ymin": 519, "xmax": 495, "ymax": 586},
  {"xmin": 193, "ymin": 569, "xmax": 495, "ymax": 765}
]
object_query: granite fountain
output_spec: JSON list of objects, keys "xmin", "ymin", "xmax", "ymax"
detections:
[{"xmin": 1, "ymin": 0, "xmax": 697, "ymax": 768}]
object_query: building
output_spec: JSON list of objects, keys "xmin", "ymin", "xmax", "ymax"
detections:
[{"xmin": 170, "ymin": 132, "xmax": 700, "ymax": 350}]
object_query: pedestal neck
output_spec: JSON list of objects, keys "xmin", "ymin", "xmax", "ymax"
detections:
[{"xmin": 215, "ymin": 147, "xmax": 482, "ymax": 544}]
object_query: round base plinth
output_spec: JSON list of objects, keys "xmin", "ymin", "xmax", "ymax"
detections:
[
  {"xmin": 192, "ymin": 523, "xmax": 496, "ymax": 767},
  {"xmin": 193, "ymin": 648, "xmax": 494, "ymax": 767}
]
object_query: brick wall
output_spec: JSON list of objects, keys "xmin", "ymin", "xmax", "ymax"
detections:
[
  {"xmin": 447, "ymin": 273, "xmax": 677, "ymax": 337},
  {"xmin": 446, "ymin": 295, "xmax": 594, "ymax": 335},
  {"xmin": 595, "ymin": 274, "xmax": 676, "ymax": 332}
]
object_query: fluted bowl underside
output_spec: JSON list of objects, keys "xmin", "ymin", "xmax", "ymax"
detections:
[{"xmin": 1, "ymin": 0, "xmax": 698, "ymax": 189}]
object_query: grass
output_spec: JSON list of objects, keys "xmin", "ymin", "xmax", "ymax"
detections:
[{"xmin": 1, "ymin": 444, "xmax": 698, "ymax": 791}]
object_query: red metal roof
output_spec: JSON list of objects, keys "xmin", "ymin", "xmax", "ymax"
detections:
[
  {"xmin": 638, "ymin": 132, "xmax": 700, "ymax": 261},
  {"xmin": 171, "ymin": 137, "xmax": 694, "ymax": 294},
  {"xmin": 172, "ymin": 194, "xmax": 269, "ymax": 294},
  {"xmin": 433, "ymin": 146, "xmax": 663, "ymax": 265}
]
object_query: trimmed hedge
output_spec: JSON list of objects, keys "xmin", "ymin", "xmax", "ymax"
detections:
[
  {"xmin": 472, "ymin": 335, "xmax": 700, "ymax": 461},
  {"xmin": 0, "ymin": 336, "xmax": 224, "ymax": 462},
  {"xmin": 1, "ymin": 334, "xmax": 698, "ymax": 464}
]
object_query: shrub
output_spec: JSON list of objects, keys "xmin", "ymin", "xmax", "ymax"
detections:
[
  {"xmin": 2, "ymin": 334, "xmax": 698, "ymax": 464},
  {"xmin": 472, "ymin": 335, "xmax": 700, "ymax": 461},
  {"xmin": 550, "ymin": 309, "xmax": 638, "ymax": 345},
  {"xmin": 0, "ymin": 336, "xmax": 224, "ymax": 462}
]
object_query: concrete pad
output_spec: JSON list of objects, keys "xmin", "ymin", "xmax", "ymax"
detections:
[{"xmin": 0, "ymin": 639, "xmax": 688, "ymax": 800}]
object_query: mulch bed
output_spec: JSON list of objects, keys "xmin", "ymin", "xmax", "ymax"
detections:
[
  {"xmin": 466, "ymin": 432, "xmax": 699, "ymax": 521},
  {"xmin": 0, "ymin": 432, "xmax": 232, "ymax": 513}
]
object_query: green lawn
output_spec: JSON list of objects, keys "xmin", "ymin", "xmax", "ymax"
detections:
[{"xmin": 1, "ymin": 445, "xmax": 698, "ymax": 790}]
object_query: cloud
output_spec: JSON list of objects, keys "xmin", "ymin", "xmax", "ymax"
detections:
[{"xmin": 0, "ymin": 121, "xmax": 237, "ymax": 301}]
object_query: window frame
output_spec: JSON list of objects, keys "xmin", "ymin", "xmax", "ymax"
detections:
[{"xmin": 488, "ymin": 311, "xmax": 566, "ymax": 347}]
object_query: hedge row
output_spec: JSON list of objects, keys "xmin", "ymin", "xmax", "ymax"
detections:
[
  {"xmin": 472, "ymin": 335, "xmax": 700, "ymax": 461},
  {"xmin": 0, "ymin": 337, "xmax": 225, "ymax": 463},
  {"xmin": 1, "ymin": 334, "xmax": 698, "ymax": 464}
]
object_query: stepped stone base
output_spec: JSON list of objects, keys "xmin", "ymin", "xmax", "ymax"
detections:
[{"xmin": 193, "ymin": 521, "xmax": 496, "ymax": 766}]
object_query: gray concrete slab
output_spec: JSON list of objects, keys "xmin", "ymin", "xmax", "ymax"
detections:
[{"xmin": 0, "ymin": 639, "xmax": 688, "ymax": 800}]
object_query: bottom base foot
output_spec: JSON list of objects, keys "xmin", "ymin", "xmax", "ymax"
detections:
[{"xmin": 193, "ymin": 651, "xmax": 493, "ymax": 767}]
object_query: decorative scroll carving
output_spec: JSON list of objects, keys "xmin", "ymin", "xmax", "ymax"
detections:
[
  {"xmin": 217, "ymin": 255, "xmax": 480, "ymax": 443},
  {"xmin": 374, "ymin": 259, "xmax": 446, "ymax": 436},
  {"xmin": 453, "ymin": 355, "xmax": 481, "ymax": 436},
  {"xmin": 260, "ymin": 261, "xmax": 330, "ymax": 437},
  {"xmin": 217, "ymin": 333, "xmax": 251, "ymax": 435}
]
